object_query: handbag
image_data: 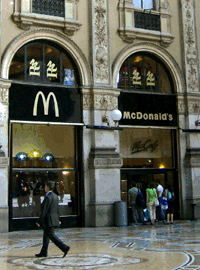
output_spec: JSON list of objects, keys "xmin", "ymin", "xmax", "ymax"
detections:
[
  {"xmin": 155, "ymin": 198, "xmax": 159, "ymax": 206},
  {"xmin": 154, "ymin": 190, "xmax": 159, "ymax": 206}
]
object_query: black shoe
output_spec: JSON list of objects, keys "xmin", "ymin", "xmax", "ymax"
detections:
[
  {"xmin": 63, "ymin": 246, "xmax": 70, "ymax": 258},
  {"xmin": 35, "ymin": 253, "xmax": 47, "ymax": 257}
]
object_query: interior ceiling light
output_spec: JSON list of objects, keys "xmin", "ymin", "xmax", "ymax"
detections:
[
  {"xmin": 42, "ymin": 153, "xmax": 55, "ymax": 162},
  {"xmin": 134, "ymin": 56, "xmax": 142, "ymax": 63},
  {"xmin": 15, "ymin": 152, "xmax": 28, "ymax": 161},
  {"xmin": 28, "ymin": 150, "xmax": 43, "ymax": 158},
  {"xmin": 159, "ymin": 163, "xmax": 165, "ymax": 169}
]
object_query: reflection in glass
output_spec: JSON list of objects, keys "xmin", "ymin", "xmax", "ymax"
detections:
[
  {"xmin": 133, "ymin": 0, "xmax": 142, "ymax": 8},
  {"xmin": 11, "ymin": 124, "xmax": 77, "ymax": 218},
  {"xmin": 133, "ymin": 0, "xmax": 153, "ymax": 9},
  {"xmin": 64, "ymin": 69, "xmax": 75, "ymax": 86},
  {"xmin": 143, "ymin": 0, "xmax": 153, "ymax": 9},
  {"xmin": 12, "ymin": 171, "xmax": 77, "ymax": 218},
  {"xmin": 62, "ymin": 53, "xmax": 77, "ymax": 86},
  {"xmin": 9, "ymin": 48, "xmax": 25, "ymax": 80}
]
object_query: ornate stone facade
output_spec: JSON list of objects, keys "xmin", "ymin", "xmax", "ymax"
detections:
[
  {"xmin": 181, "ymin": 0, "xmax": 199, "ymax": 92},
  {"xmin": 118, "ymin": 0, "xmax": 174, "ymax": 46},
  {"xmin": 0, "ymin": 80, "xmax": 10, "ymax": 104},
  {"xmin": 12, "ymin": 0, "xmax": 81, "ymax": 35},
  {"xmin": 92, "ymin": 0, "xmax": 110, "ymax": 85},
  {"xmin": 82, "ymin": 93, "xmax": 118, "ymax": 110}
]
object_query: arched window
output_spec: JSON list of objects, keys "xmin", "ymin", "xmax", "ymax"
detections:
[
  {"xmin": 9, "ymin": 40, "xmax": 79, "ymax": 87},
  {"xmin": 117, "ymin": 52, "xmax": 174, "ymax": 94}
]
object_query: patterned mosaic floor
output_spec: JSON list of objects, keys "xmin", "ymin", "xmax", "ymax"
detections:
[{"xmin": 0, "ymin": 221, "xmax": 200, "ymax": 269}]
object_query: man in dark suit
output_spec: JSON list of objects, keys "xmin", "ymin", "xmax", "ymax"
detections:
[{"xmin": 35, "ymin": 181, "xmax": 70, "ymax": 258}]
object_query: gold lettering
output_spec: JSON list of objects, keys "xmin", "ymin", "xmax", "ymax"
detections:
[
  {"xmin": 123, "ymin": 111, "xmax": 131, "ymax": 119},
  {"xmin": 47, "ymin": 61, "xmax": 58, "ymax": 78},
  {"xmin": 132, "ymin": 69, "xmax": 142, "ymax": 85},
  {"xmin": 146, "ymin": 71, "xmax": 155, "ymax": 86},
  {"xmin": 29, "ymin": 59, "xmax": 40, "ymax": 77}
]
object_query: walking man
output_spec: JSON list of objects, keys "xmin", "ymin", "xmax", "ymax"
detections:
[{"xmin": 35, "ymin": 181, "xmax": 70, "ymax": 258}]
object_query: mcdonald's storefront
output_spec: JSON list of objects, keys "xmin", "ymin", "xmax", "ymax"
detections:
[{"xmin": 8, "ymin": 40, "xmax": 84, "ymax": 231}]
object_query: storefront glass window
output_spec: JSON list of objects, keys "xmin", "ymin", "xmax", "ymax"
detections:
[
  {"xmin": 120, "ymin": 128, "xmax": 175, "ymax": 169},
  {"xmin": 11, "ymin": 124, "xmax": 78, "ymax": 219}
]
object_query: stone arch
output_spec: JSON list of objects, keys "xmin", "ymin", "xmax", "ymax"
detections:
[
  {"xmin": 1, "ymin": 28, "xmax": 93, "ymax": 86},
  {"xmin": 112, "ymin": 42, "xmax": 185, "ymax": 93}
]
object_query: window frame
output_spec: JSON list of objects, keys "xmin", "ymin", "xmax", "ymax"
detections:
[
  {"xmin": 118, "ymin": 0, "xmax": 174, "ymax": 46},
  {"xmin": 12, "ymin": 0, "xmax": 81, "ymax": 35},
  {"xmin": 117, "ymin": 52, "xmax": 174, "ymax": 94},
  {"xmin": 9, "ymin": 40, "xmax": 80, "ymax": 87}
]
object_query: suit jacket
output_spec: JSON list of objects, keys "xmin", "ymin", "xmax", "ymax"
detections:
[{"xmin": 38, "ymin": 191, "xmax": 60, "ymax": 228}]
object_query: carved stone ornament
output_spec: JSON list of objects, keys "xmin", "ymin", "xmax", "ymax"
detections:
[
  {"xmin": 0, "ymin": 146, "xmax": 5, "ymax": 157},
  {"xmin": 181, "ymin": 0, "xmax": 199, "ymax": 92},
  {"xmin": 83, "ymin": 94, "xmax": 118, "ymax": 110},
  {"xmin": 0, "ymin": 80, "xmax": 11, "ymax": 104},
  {"xmin": 0, "ymin": 158, "xmax": 9, "ymax": 167},
  {"xmin": 187, "ymin": 99, "xmax": 200, "ymax": 115},
  {"xmin": 93, "ymin": 0, "xmax": 109, "ymax": 84}
]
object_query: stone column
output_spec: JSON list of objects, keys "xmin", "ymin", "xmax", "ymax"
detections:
[
  {"xmin": 82, "ymin": 0, "xmax": 123, "ymax": 227},
  {"xmin": 180, "ymin": 0, "xmax": 200, "ymax": 219},
  {"xmin": 82, "ymin": 87, "xmax": 123, "ymax": 227},
  {"xmin": 0, "ymin": 79, "xmax": 11, "ymax": 232}
]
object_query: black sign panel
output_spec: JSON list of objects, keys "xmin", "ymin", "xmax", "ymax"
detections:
[
  {"xmin": 119, "ymin": 92, "xmax": 177, "ymax": 127},
  {"xmin": 9, "ymin": 83, "xmax": 82, "ymax": 123}
]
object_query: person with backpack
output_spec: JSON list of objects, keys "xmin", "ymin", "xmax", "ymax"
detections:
[
  {"xmin": 166, "ymin": 184, "xmax": 174, "ymax": 224},
  {"xmin": 128, "ymin": 181, "xmax": 144, "ymax": 224}
]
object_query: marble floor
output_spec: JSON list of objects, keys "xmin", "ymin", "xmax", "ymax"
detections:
[{"xmin": 1, "ymin": 221, "xmax": 200, "ymax": 270}]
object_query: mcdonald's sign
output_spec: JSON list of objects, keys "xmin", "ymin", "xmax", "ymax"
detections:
[
  {"xmin": 9, "ymin": 83, "xmax": 82, "ymax": 124},
  {"xmin": 33, "ymin": 91, "xmax": 59, "ymax": 117}
]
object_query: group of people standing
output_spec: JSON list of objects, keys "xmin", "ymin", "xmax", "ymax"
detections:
[{"xmin": 128, "ymin": 180, "xmax": 174, "ymax": 225}]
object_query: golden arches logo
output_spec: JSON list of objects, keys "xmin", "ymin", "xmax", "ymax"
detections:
[{"xmin": 33, "ymin": 91, "xmax": 59, "ymax": 117}]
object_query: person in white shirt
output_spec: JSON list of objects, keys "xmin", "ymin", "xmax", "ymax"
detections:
[
  {"xmin": 156, "ymin": 184, "xmax": 164, "ymax": 197},
  {"xmin": 156, "ymin": 181, "xmax": 165, "ymax": 222}
]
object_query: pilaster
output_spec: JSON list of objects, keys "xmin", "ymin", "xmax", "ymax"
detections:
[
  {"xmin": 180, "ymin": 0, "xmax": 200, "ymax": 219},
  {"xmin": 0, "ymin": 79, "xmax": 11, "ymax": 232},
  {"xmin": 82, "ymin": 86, "xmax": 123, "ymax": 227},
  {"xmin": 91, "ymin": 0, "xmax": 111, "ymax": 86}
]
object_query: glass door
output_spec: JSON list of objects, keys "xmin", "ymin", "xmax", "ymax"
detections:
[
  {"xmin": 9, "ymin": 123, "xmax": 82, "ymax": 231},
  {"xmin": 121, "ymin": 169, "xmax": 179, "ymax": 221}
]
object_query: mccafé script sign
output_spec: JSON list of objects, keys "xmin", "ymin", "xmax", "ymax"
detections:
[
  {"xmin": 9, "ymin": 83, "xmax": 82, "ymax": 124},
  {"xmin": 118, "ymin": 92, "xmax": 177, "ymax": 127}
]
